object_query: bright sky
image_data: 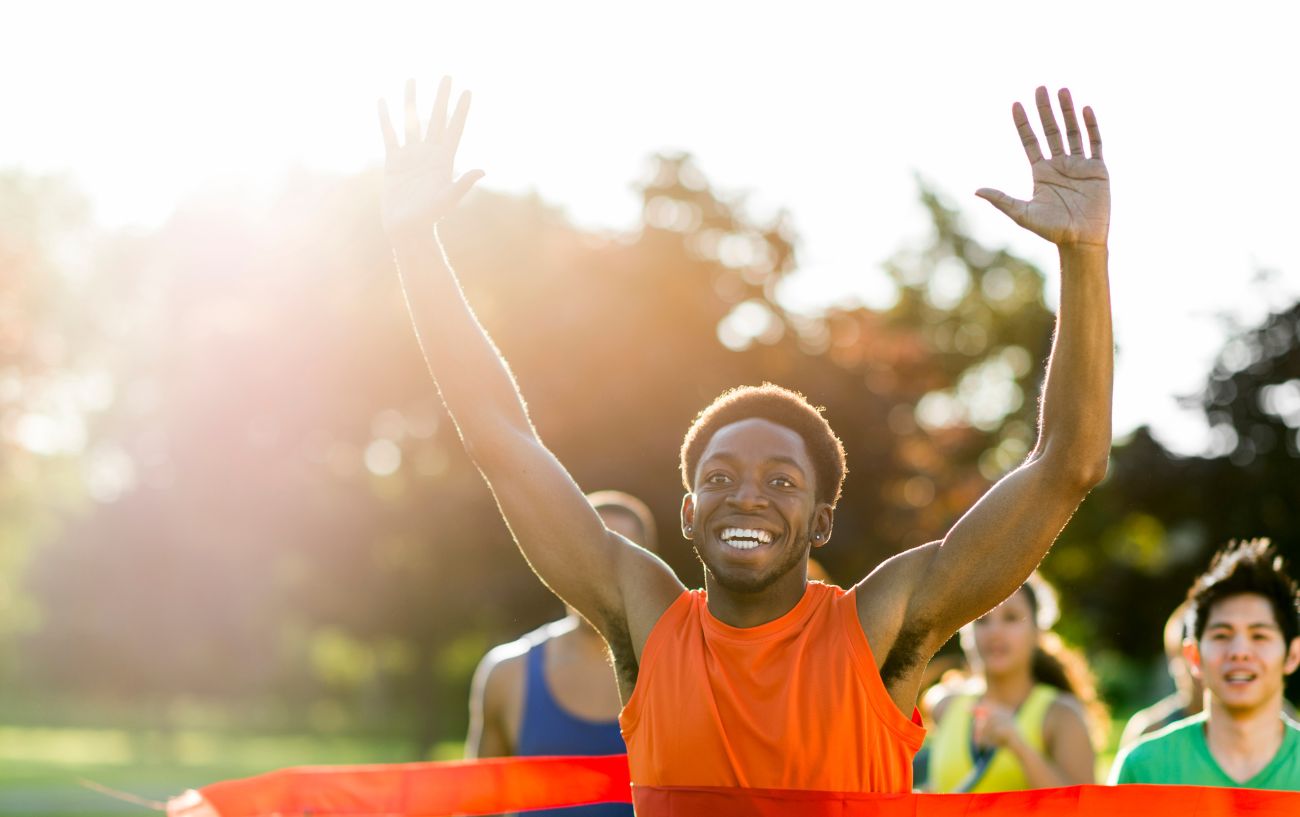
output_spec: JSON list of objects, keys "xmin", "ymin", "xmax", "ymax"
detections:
[{"xmin": 7, "ymin": 1, "xmax": 1300, "ymax": 454}]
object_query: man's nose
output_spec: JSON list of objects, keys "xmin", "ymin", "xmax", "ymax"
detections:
[
  {"xmin": 1227, "ymin": 635, "xmax": 1254, "ymax": 660},
  {"xmin": 725, "ymin": 478, "xmax": 768, "ymax": 509}
]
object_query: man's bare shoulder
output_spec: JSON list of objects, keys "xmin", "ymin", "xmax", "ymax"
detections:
[{"xmin": 855, "ymin": 541, "xmax": 942, "ymax": 634}]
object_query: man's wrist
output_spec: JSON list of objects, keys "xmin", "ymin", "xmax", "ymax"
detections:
[
  {"xmin": 1058, "ymin": 242, "xmax": 1108, "ymax": 267},
  {"xmin": 388, "ymin": 225, "xmax": 441, "ymax": 261}
]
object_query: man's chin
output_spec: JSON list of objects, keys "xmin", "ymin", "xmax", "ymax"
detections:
[
  {"xmin": 708, "ymin": 567, "xmax": 777, "ymax": 595},
  {"xmin": 1214, "ymin": 686, "xmax": 1276, "ymax": 715}
]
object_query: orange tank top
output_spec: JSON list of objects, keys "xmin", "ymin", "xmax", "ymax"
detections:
[{"xmin": 619, "ymin": 581, "xmax": 925, "ymax": 792}]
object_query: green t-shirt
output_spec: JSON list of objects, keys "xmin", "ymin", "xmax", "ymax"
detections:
[{"xmin": 1110, "ymin": 713, "xmax": 1300, "ymax": 790}]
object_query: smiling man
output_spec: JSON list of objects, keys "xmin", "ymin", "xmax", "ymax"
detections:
[
  {"xmin": 1111, "ymin": 540, "xmax": 1300, "ymax": 789},
  {"xmin": 377, "ymin": 78, "xmax": 1112, "ymax": 802}
]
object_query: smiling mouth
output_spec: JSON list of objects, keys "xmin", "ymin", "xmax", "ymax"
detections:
[
  {"xmin": 719, "ymin": 527, "xmax": 774, "ymax": 550},
  {"xmin": 1225, "ymin": 671, "xmax": 1258, "ymax": 684}
]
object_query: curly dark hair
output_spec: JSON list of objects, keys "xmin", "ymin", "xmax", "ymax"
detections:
[
  {"xmin": 1185, "ymin": 538, "xmax": 1300, "ymax": 646},
  {"xmin": 679, "ymin": 383, "xmax": 847, "ymax": 506}
]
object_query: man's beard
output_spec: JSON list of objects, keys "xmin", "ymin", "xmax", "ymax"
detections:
[{"xmin": 694, "ymin": 539, "xmax": 809, "ymax": 595}]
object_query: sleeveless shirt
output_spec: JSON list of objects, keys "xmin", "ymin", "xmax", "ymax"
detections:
[{"xmin": 620, "ymin": 582, "xmax": 925, "ymax": 792}]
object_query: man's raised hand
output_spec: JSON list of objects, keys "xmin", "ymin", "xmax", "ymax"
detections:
[
  {"xmin": 977, "ymin": 87, "xmax": 1109, "ymax": 248},
  {"xmin": 379, "ymin": 77, "xmax": 484, "ymax": 243}
]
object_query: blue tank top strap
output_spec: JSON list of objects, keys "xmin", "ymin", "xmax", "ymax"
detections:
[{"xmin": 514, "ymin": 636, "xmax": 632, "ymax": 817}]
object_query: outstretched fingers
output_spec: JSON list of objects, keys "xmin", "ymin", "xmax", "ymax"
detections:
[
  {"xmin": 1058, "ymin": 88, "xmax": 1084, "ymax": 155},
  {"xmin": 1012, "ymin": 102, "xmax": 1044, "ymax": 165},
  {"xmin": 1083, "ymin": 106, "xmax": 1103, "ymax": 160},
  {"xmin": 428, "ymin": 75, "xmax": 452, "ymax": 143},
  {"xmin": 404, "ymin": 78, "xmax": 420, "ymax": 146},
  {"xmin": 1035, "ymin": 86, "xmax": 1065, "ymax": 157},
  {"xmin": 445, "ymin": 91, "xmax": 471, "ymax": 156},
  {"xmin": 446, "ymin": 170, "xmax": 486, "ymax": 210},
  {"xmin": 378, "ymin": 99, "xmax": 398, "ymax": 157},
  {"xmin": 976, "ymin": 187, "xmax": 1030, "ymax": 228}
]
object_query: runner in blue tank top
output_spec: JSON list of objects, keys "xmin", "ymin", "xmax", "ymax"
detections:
[{"xmin": 468, "ymin": 491, "xmax": 658, "ymax": 816}]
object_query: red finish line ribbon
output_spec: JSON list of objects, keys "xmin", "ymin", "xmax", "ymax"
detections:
[
  {"xmin": 635, "ymin": 782, "xmax": 1300, "ymax": 816},
  {"xmin": 167, "ymin": 754, "xmax": 632, "ymax": 817},
  {"xmin": 167, "ymin": 755, "xmax": 1300, "ymax": 817}
]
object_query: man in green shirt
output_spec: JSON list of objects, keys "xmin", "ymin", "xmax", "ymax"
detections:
[{"xmin": 1111, "ymin": 539, "xmax": 1300, "ymax": 789}]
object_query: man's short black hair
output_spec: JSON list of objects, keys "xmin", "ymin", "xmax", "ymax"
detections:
[
  {"xmin": 679, "ymin": 383, "xmax": 847, "ymax": 506},
  {"xmin": 1185, "ymin": 538, "xmax": 1300, "ymax": 645}
]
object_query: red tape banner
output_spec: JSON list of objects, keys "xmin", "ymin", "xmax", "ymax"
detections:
[
  {"xmin": 166, "ymin": 755, "xmax": 1300, "ymax": 817},
  {"xmin": 167, "ymin": 755, "xmax": 632, "ymax": 817}
]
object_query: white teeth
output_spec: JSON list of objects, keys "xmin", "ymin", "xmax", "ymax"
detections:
[{"xmin": 720, "ymin": 527, "xmax": 774, "ymax": 549}]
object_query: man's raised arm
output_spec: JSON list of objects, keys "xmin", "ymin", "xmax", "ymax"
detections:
[
  {"xmin": 378, "ymin": 78, "xmax": 681, "ymax": 655},
  {"xmin": 863, "ymin": 87, "xmax": 1113, "ymax": 685}
]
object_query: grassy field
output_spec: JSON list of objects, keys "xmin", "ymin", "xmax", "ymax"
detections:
[{"xmin": 0, "ymin": 725, "xmax": 462, "ymax": 816}]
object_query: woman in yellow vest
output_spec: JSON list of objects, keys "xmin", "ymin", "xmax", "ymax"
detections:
[{"xmin": 927, "ymin": 574, "xmax": 1107, "ymax": 792}]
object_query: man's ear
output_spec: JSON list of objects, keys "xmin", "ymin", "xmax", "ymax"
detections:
[
  {"xmin": 811, "ymin": 504, "xmax": 834, "ymax": 549},
  {"xmin": 1183, "ymin": 638, "xmax": 1203, "ymax": 681},
  {"xmin": 680, "ymin": 493, "xmax": 696, "ymax": 540},
  {"xmin": 1284, "ymin": 637, "xmax": 1300, "ymax": 677}
]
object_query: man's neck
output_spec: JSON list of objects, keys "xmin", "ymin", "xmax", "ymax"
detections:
[
  {"xmin": 1204, "ymin": 694, "xmax": 1286, "ymax": 782},
  {"xmin": 704, "ymin": 573, "xmax": 807, "ymax": 629}
]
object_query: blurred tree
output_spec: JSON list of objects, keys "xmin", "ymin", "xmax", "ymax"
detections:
[
  {"xmin": 14, "ymin": 156, "xmax": 1066, "ymax": 751},
  {"xmin": 0, "ymin": 172, "xmax": 100, "ymax": 684},
  {"xmin": 1054, "ymin": 283, "xmax": 1300, "ymax": 706}
]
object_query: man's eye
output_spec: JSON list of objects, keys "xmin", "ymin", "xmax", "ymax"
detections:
[
  {"xmin": 707, "ymin": 473, "xmax": 731, "ymax": 484},
  {"xmin": 771, "ymin": 477, "xmax": 794, "ymax": 488}
]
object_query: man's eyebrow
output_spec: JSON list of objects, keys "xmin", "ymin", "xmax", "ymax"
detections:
[
  {"xmin": 766, "ymin": 455, "xmax": 808, "ymax": 473},
  {"xmin": 1206, "ymin": 620, "xmax": 1281, "ymax": 630},
  {"xmin": 701, "ymin": 451, "xmax": 807, "ymax": 473}
]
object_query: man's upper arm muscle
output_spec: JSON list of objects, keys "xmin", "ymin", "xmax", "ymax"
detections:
[
  {"xmin": 856, "ymin": 542, "xmax": 944, "ymax": 708},
  {"xmin": 899, "ymin": 460, "xmax": 1091, "ymax": 651},
  {"xmin": 476, "ymin": 433, "xmax": 683, "ymax": 661}
]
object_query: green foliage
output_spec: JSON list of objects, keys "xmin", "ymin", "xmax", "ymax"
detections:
[
  {"xmin": 4, "ymin": 155, "xmax": 1069, "ymax": 747},
  {"xmin": 0, "ymin": 173, "xmax": 104, "ymax": 678}
]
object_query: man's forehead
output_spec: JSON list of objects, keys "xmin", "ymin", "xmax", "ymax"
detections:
[
  {"xmin": 1205, "ymin": 593, "xmax": 1280, "ymax": 628},
  {"xmin": 701, "ymin": 418, "xmax": 812, "ymax": 466}
]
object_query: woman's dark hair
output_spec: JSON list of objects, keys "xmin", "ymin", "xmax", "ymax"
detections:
[{"xmin": 1019, "ymin": 576, "xmax": 1110, "ymax": 747}]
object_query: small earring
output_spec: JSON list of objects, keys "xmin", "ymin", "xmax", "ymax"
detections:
[
  {"xmin": 685, "ymin": 525, "xmax": 693, "ymax": 535},
  {"xmin": 812, "ymin": 533, "xmax": 822, "ymax": 541}
]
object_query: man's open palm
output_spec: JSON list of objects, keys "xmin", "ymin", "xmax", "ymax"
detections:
[
  {"xmin": 978, "ymin": 86, "xmax": 1109, "ymax": 248},
  {"xmin": 379, "ymin": 77, "xmax": 484, "ymax": 242}
]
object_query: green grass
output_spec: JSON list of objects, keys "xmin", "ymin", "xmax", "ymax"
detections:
[{"xmin": 0, "ymin": 725, "xmax": 463, "ymax": 816}]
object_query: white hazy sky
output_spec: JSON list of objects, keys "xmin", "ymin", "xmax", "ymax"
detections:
[{"xmin": 6, "ymin": 1, "xmax": 1300, "ymax": 454}]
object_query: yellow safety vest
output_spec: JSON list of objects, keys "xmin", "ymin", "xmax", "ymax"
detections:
[{"xmin": 928, "ymin": 684, "xmax": 1058, "ymax": 793}]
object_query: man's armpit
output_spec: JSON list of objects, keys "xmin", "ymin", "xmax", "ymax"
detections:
[{"xmin": 879, "ymin": 622, "xmax": 931, "ymax": 690}]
